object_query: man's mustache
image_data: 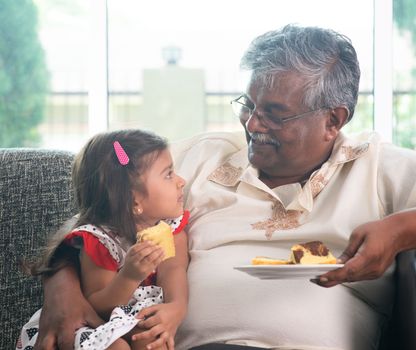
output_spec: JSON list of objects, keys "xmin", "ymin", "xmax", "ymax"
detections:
[{"xmin": 249, "ymin": 132, "xmax": 280, "ymax": 147}]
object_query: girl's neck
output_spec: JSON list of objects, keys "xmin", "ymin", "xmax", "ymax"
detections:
[{"xmin": 136, "ymin": 220, "xmax": 160, "ymax": 233}]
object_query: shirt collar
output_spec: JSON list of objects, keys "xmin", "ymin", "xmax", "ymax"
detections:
[
  {"xmin": 207, "ymin": 131, "xmax": 370, "ymax": 188},
  {"xmin": 327, "ymin": 131, "xmax": 370, "ymax": 165}
]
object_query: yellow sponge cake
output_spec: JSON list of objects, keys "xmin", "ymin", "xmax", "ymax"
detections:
[
  {"xmin": 252, "ymin": 240, "xmax": 336, "ymax": 265},
  {"xmin": 136, "ymin": 221, "xmax": 175, "ymax": 260},
  {"xmin": 251, "ymin": 256, "xmax": 293, "ymax": 265}
]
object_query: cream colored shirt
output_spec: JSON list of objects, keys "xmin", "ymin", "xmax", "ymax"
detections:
[{"xmin": 171, "ymin": 131, "xmax": 416, "ymax": 350}]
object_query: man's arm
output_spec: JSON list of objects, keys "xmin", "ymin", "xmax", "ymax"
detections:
[
  {"xmin": 317, "ymin": 210, "xmax": 416, "ymax": 287},
  {"xmin": 34, "ymin": 265, "xmax": 103, "ymax": 350}
]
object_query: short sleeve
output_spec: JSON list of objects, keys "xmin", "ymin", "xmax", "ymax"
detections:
[
  {"xmin": 165, "ymin": 210, "xmax": 190, "ymax": 235},
  {"xmin": 65, "ymin": 231, "xmax": 118, "ymax": 271}
]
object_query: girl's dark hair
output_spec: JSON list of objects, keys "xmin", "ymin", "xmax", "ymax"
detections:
[
  {"xmin": 72, "ymin": 129, "xmax": 167, "ymax": 241},
  {"xmin": 28, "ymin": 129, "xmax": 168, "ymax": 276}
]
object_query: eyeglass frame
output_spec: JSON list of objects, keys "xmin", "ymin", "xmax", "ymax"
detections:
[{"xmin": 230, "ymin": 94, "xmax": 329, "ymax": 130}]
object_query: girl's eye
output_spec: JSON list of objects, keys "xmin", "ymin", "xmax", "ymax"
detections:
[{"xmin": 166, "ymin": 170, "xmax": 174, "ymax": 179}]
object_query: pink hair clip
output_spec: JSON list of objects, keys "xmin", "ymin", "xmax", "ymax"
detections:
[{"xmin": 113, "ymin": 141, "xmax": 129, "ymax": 165}]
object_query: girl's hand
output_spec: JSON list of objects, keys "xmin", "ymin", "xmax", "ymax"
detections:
[
  {"xmin": 132, "ymin": 302, "xmax": 186, "ymax": 349},
  {"xmin": 121, "ymin": 241, "xmax": 165, "ymax": 282}
]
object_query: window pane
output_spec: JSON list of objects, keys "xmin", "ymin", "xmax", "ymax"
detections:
[
  {"xmin": 107, "ymin": 0, "xmax": 374, "ymax": 142},
  {"xmin": 35, "ymin": 0, "xmax": 89, "ymax": 150},
  {"xmin": 393, "ymin": 0, "xmax": 416, "ymax": 149},
  {"xmin": 2, "ymin": 1, "xmax": 377, "ymax": 151}
]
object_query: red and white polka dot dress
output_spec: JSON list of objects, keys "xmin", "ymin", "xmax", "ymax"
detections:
[{"xmin": 17, "ymin": 211, "xmax": 189, "ymax": 350}]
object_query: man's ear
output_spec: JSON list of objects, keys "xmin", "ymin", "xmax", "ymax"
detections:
[{"xmin": 325, "ymin": 107, "xmax": 349, "ymax": 141}]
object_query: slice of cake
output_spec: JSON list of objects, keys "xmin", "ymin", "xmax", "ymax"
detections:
[
  {"xmin": 251, "ymin": 256, "xmax": 293, "ymax": 265},
  {"xmin": 251, "ymin": 240, "xmax": 336, "ymax": 265},
  {"xmin": 290, "ymin": 241, "xmax": 337, "ymax": 264},
  {"xmin": 136, "ymin": 221, "xmax": 175, "ymax": 260}
]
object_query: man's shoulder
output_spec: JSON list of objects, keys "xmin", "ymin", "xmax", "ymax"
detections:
[
  {"xmin": 348, "ymin": 132, "xmax": 416, "ymax": 170},
  {"xmin": 170, "ymin": 131, "xmax": 246, "ymax": 158},
  {"xmin": 379, "ymin": 140, "xmax": 416, "ymax": 162},
  {"xmin": 171, "ymin": 131, "xmax": 247, "ymax": 177},
  {"xmin": 345, "ymin": 131, "xmax": 416, "ymax": 156}
]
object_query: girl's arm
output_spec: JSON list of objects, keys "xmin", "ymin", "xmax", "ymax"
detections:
[
  {"xmin": 133, "ymin": 231, "xmax": 189, "ymax": 347},
  {"xmin": 157, "ymin": 230, "xmax": 189, "ymax": 314},
  {"xmin": 34, "ymin": 266, "xmax": 104, "ymax": 350},
  {"xmin": 80, "ymin": 241, "xmax": 165, "ymax": 319}
]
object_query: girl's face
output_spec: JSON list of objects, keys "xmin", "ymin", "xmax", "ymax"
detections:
[{"xmin": 134, "ymin": 148, "xmax": 186, "ymax": 226}]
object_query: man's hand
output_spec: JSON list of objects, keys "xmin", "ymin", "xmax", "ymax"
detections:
[
  {"xmin": 34, "ymin": 294, "xmax": 103, "ymax": 350},
  {"xmin": 315, "ymin": 216, "xmax": 402, "ymax": 288},
  {"xmin": 34, "ymin": 267, "xmax": 104, "ymax": 350}
]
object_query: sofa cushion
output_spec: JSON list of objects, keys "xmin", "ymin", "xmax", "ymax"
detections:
[{"xmin": 0, "ymin": 148, "xmax": 76, "ymax": 349}]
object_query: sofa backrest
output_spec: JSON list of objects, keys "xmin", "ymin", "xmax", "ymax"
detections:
[{"xmin": 0, "ymin": 148, "xmax": 76, "ymax": 349}]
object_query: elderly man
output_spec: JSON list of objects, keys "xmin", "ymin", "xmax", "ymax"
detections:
[{"xmin": 35, "ymin": 25, "xmax": 416, "ymax": 350}]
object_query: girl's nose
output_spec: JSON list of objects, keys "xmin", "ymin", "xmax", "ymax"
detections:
[{"xmin": 177, "ymin": 175, "xmax": 186, "ymax": 188}]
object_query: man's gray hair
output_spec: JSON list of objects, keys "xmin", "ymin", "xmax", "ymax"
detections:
[{"xmin": 240, "ymin": 24, "xmax": 360, "ymax": 121}]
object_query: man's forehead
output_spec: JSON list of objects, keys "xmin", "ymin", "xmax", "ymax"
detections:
[
  {"xmin": 246, "ymin": 71, "xmax": 307, "ymax": 105},
  {"xmin": 248, "ymin": 70, "xmax": 306, "ymax": 88}
]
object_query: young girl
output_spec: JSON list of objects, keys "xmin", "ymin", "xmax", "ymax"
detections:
[{"xmin": 17, "ymin": 129, "xmax": 189, "ymax": 350}]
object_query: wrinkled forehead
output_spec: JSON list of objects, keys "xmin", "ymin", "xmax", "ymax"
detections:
[
  {"xmin": 245, "ymin": 70, "xmax": 309, "ymax": 106},
  {"xmin": 248, "ymin": 71, "xmax": 280, "ymax": 90},
  {"xmin": 247, "ymin": 70, "xmax": 308, "ymax": 89}
]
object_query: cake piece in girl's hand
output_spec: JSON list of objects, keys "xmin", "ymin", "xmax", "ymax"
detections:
[{"xmin": 137, "ymin": 221, "xmax": 176, "ymax": 260}]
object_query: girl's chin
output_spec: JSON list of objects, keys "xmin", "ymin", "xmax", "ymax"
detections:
[{"xmin": 166, "ymin": 208, "xmax": 185, "ymax": 220}]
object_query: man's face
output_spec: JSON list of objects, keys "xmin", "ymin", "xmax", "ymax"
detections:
[{"xmin": 241, "ymin": 71, "xmax": 333, "ymax": 181}]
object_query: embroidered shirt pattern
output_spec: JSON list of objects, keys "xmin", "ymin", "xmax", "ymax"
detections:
[
  {"xmin": 309, "ymin": 173, "xmax": 329, "ymax": 198},
  {"xmin": 207, "ymin": 161, "xmax": 243, "ymax": 186},
  {"xmin": 339, "ymin": 144, "xmax": 369, "ymax": 163},
  {"xmin": 251, "ymin": 198, "xmax": 301, "ymax": 239}
]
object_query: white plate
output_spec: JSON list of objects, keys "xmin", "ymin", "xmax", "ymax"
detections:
[{"xmin": 233, "ymin": 264, "xmax": 344, "ymax": 280}]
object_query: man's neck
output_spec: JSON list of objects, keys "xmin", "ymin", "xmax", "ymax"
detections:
[
  {"xmin": 259, "ymin": 143, "xmax": 335, "ymax": 189},
  {"xmin": 259, "ymin": 172, "xmax": 310, "ymax": 189}
]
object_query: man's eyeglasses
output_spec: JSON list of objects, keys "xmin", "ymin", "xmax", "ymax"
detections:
[{"xmin": 230, "ymin": 95, "xmax": 327, "ymax": 130}]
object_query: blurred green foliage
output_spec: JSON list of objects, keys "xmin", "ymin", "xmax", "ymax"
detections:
[
  {"xmin": 394, "ymin": 94, "xmax": 416, "ymax": 148},
  {"xmin": 393, "ymin": 0, "xmax": 416, "ymax": 149},
  {"xmin": 343, "ymin": 94, "xmax": 374, "ymax": 136},
  {"xmin": 0, "ymin": 0, "xmax": 48, "ymax": 147},
  {"xmin": 394, "ymin": 0, "xmax": 416, "ymax": 51}
]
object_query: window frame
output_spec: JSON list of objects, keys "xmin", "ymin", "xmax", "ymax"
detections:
[{"xmin": 89, "ymin": 0, "xmax": 394, "ymax": 141}]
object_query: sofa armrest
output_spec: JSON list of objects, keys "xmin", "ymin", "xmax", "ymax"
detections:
[
  {"xmin": 0, "ymin": 148, "xmax": 76, "ymax": 349},
  {"xmin": 394, "ymin": 250, "xmax": 416, "ymax": 348},
  {"xmin": 379, "ymin": 250, "xmax": 416, "ymax": 350}
]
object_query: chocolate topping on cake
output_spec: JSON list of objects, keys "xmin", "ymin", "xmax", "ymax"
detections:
[
  {"xmin": 292, "ymin": 250, "xmax": 304, "ymax": 263},
  {"xmin": 300, "ymin": 241, "xmax": 329, "ymax": 256},
  {"xmin": 290, "ymin": 240, "xmax": 336, "ymax": 264}
]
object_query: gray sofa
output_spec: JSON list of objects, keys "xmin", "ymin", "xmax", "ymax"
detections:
[
  {"xmin": 0, "ymin": 149, "xmax": 77, "ymax": 349},
  {"xmin": 0, "ymin": 148, "xmax": 415, "ymax": 350}
]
